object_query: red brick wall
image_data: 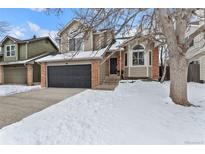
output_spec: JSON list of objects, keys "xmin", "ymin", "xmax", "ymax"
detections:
[
  {"xmin": 151, "ymin": 47, "xmax": 159, "ymax": 80},
  {"xmin": 41, "ymin": 63, "xmax": 47, "ymax": 87},
  {"xmin": 91, "ymin": 60, "xmax": 99, "ymax": 88},
  {"xmin": 0, "ymin": 65, "xmax": 4, "ymax": 84},
  {"xmin": 27, "ymin": 64, "xmax": 33, "ymax": 86}
]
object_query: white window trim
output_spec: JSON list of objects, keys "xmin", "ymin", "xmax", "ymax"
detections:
[{"xmin": 5, "ymin": 44, "xmax": 16, "ymax": 57}]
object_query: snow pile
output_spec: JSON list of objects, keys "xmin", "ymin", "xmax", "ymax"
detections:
[
  {"xmin": 0, "ymin": 81, "xmax": 204, "ymax": 144},
  {"xmin": 0, "ymin": 85, "xmax": 40, "ymax": 96}
]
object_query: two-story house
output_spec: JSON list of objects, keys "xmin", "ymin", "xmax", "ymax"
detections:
[
  {"xmin": 0, "ymin": 35, "xmax": 58, "ymax": 86},
  {"xmin": 36, "ymin": 19, "xmax": 159, "ymax": 89}
]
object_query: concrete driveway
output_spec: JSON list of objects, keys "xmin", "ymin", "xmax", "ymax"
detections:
[{"xmin": 0, "ymin": 88, "xmax": 85, "ymax": 128}]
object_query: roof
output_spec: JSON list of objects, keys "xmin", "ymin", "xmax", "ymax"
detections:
[
  {"xmin": 0, "ymin": 53, "xmax": 50, "ymax": 66},
  {"xmin": 0, "ymin": 35, "xmax": 59, "ymax": 50},
  {"xmin": 108, "ymin": 38, "xmax": 128, "ymax": 52},
  {"xmin": 36, "ymin": 47, "xmax": 108, "ymax": 63},
  {"xmin": 57, "ymin": 19, "xmax": 82, "ymax": 36}
]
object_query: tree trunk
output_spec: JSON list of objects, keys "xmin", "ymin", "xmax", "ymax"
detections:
[
  {"xmin": 169, "ymin": 52, "xmax": 191, "ymax": 106},
  {"xmin": 160, "ymin": 61, "xmax": 167, "ymax": 83}
]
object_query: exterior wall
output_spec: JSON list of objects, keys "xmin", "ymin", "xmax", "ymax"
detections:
[
  {"xmin": 27, "ymin": 64, "xmax": 33, "ymax": 86},
  {"xmin": 59, "ymin": 21, "xmax": 94, "ymax": 52},
  {"xmin": 41, "ymin": 62, "xmax": 47, "ymax": 87},
  {"xmin": 93, "ymin": 30, "xmax": 114, "ymax": 50},
  {"xmin": 19, "ymin": 43, "xmax": 27, "ymax": 60},
  {"xmin": 117, "ymin": 51, "xmax": 124, "ymax": 73},
  {"xmin": 200, "ymin": 55, "xmax": 205, "ymax": 80},
  {"xmin": 28, "ymin": 39, "xmax": 57, "ymax": 58},
  {"xmin": 151, "ymin": 47, "xmax": 159, "ymax": 80},
  {"xmin": 0, "ymin": 65, "xmax": 4, "ymax": 84}
]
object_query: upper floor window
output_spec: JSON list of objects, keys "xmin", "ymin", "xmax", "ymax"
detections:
[
  {"xmin": 69, "ymin": 37, "xmax": 83, "ymax": 51},
  {"xmin": 132, "ymin": 44, "xmax": 145, "ymax": 65},
  {"xmin": 5, "ymin": 45, "xmax": 16, "ymax": 57}
]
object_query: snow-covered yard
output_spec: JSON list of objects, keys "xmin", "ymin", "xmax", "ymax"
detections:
[
  {"xmin": 0, "ymin": 85, "xmax": 40, "ymax": 96},
  {"xmin": 0, "ymin": 80, "xmax": 204, "ymax": 144}
]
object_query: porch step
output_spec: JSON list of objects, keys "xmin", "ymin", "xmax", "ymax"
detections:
[
  {"xmin": 95, "ymin": 84, "xmax": 118, "ymax": 91},
  {"xmin": 95, "ymin": 75, "xmax": 120, "ymax": 91}
]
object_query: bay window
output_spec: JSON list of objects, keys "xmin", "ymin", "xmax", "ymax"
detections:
[{"xmin": 132, "ymin": 45, "xmax": 145, "ymax": 65}]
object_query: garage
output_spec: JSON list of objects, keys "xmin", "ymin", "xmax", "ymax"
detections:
[
  {"xmin": 47, "ymin": 64, "xmax": 91, "ymax": 88},
  {"xmin": 4, "ymin": 65, "xmax": 27, "ymax": 84}
]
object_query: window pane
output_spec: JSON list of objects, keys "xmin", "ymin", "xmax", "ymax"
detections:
[
  {"xmin": 132, "ymin": 52, "xmax": 138, "ymax": 65},
  {"xmin": 69, "ymin": 39, "xmax": 75, "ymax": 51},
  {"xmin": 11, "ymin": 50, "xmax": 15, "ymax": 56},
  {"xmin": 11, "ymin": 45, "xmax": 15, "ymax": 51},
  {"xmin": 75, "ymin": 38, "xmax": 83, "ymax": 51},
  {"xmin": 125, "ymin": 53, "xmax": 127, "ymax": 66},
  {"xmin": 139, "ymin": 59, "xmax": 144, "ymax": 65},
  {"xmin": 133, "ymin": 45, "xmax": 144, "ymax": 50},
  {"xmin": 139, "ymin": 52, "xmax": 144, "ymax": 58},
  {"xmin": 149, "ymin": 51, "xmax": 152, "ymax": 65},
  {"xmin": 6, "ymin": 46, "xmax": 10, "ymax": 51},
  {"xmin": 7, "ymin": 51, "xmax": 10, "ymax": 56}
]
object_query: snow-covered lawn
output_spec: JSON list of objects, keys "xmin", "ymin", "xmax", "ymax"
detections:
[
  {"xmin": 0, "ymin": 85, "xmax": 40, "ymax": 96},
  {"xmin": 0, "ymin": 80, "xmax": 205, "ymax": 144}
]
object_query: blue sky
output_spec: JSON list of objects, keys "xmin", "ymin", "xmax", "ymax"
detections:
[{"xmin": 0, "ymin": 8, "xmax": 77, "ymax": 40}]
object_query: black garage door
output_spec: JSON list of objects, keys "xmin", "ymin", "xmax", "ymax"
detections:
[{"xmin": 47, "ymin": 64, "xmax": 91, "ymax": 88}]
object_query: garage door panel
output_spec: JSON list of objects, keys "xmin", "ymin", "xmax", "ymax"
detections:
[
  {"xmin": 48, "ymin": 65, "xmax": 91, "ymax": 88},
  {"xmin": 4, "ymin": 66, "xmax": 27, "ymax": 84}
]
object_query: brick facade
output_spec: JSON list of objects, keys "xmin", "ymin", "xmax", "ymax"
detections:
[
  {"xmin": 91, "ymin": 60, "xmax": 100, "ymax": 88},
  {"xmin": 27, "ymin": 64, "xmax": 33, "ymax": 86},
  {"xmin": 40, "ymin": 62, "xmax": 47, "ymax": 88},
  {"xmin": 151, "ymin": 46, "xmax": 159, "ymax": 80},
  {"xmin": 0, "ymin": 65, "xmax": 4, "ymax": 84}
]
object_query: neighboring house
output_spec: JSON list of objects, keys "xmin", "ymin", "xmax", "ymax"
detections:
[
  {"xmin": 36, "ymin": 19, "xmax": 159, "ymax": 89},
  {"xmin": 0, "ymin": 35, "xmax": 58, "ymax": 85},
  {"xmin": 186, "ymin": 20, "xmax": 205, "ymax": 82}
]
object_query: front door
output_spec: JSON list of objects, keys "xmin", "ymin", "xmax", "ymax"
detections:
[{"xmin": 110, "ymin": 58, "xmax": 117, "ymax": 74}]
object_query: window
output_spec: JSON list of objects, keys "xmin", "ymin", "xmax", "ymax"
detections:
[
  {"xmin": 5, "ymin": 45, "xmax": 16, "ymax": 57},
  {"xmin": 125, "ymin": 53, "xmax": 127, "ymax": 66},
  {"xmin": 189, "ymin": 40, "xmax": 194, "ymax": 47},
  {"xmin": 149, "ymin": 51, "xmax": 152, "ymax": 65},
  {"xmin": 69, "ymin": 38, "xmax": 83, "ymax": 51},
  {"xmin": 132, "ymin": 45, "xmax": 145, "ymax": 65}
]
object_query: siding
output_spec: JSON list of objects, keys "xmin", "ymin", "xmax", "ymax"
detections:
[
  {"xmin": 129, "ymin": 67, "xmax": 147, "ymax": 77},
  {"xmin": 28, "ymin": 39, "xmax": 57, "ymax": 58},
  {"xmin": 200, "ymin": 55, "xmax": 205, "ymax": 80},
  {"xmin": 19, "ymin": 44, "xmax": 27, "ymax": 60}
]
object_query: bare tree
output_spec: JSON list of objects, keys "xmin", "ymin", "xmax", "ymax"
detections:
[
  {"xmin": 0, "ymin": 21, "xmax": 9, "ymax": 37},
  {"xmin": 47, "ymin": 8, "xmax": 205, "ymax": 106}
]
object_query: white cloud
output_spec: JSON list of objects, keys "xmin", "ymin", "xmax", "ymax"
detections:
[
  {"xmin": 27, "ymin": 21, "xmax": 58, "ymax": 39},
  {"xmin": 8, "ymin": 26, "xmax": 25, "ymax": 38},
  {"xmin": 30, "ymin": 8, "xmax": 47, "ymax": 12}
]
